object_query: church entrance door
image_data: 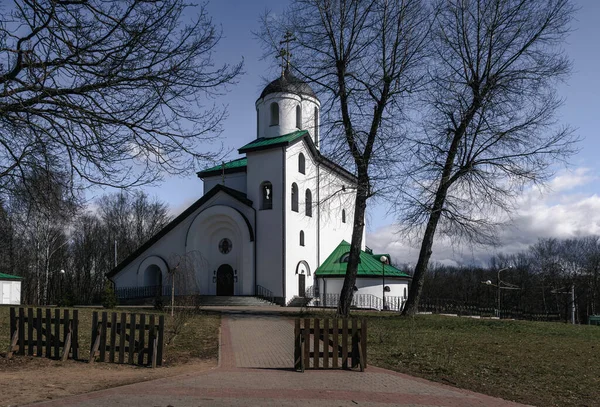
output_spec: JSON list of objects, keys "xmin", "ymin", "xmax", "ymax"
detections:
[
  {"xmin": 216, "ymin": 264, "xmax": 234, "ymax": 296},
  {"xmin": 298, "ymin": 274, "xmax": 305, "ymax": 297}
]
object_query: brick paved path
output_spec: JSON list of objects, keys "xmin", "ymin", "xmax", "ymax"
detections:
[{"xmin": 28, "ymin": 312, "xmax": 531, "ymax": 407}]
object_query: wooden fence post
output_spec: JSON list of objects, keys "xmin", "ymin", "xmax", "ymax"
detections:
[
  {"xmin": 157, "ymin": 315, "xmax": 164, "ymax": 366},
  {"xmin": 7, "ymin": 308, "xmax": 18, "ymax": 359},
  {"xmin": 53, "ymin": 309, "xmax": 60, "ymax": 359},
  {"xmin": 323, "ymin": 319, "xmax": 329, "ymax": 368},
  {"xmin": 72, "ymin": 310, "xmax": 79, "ymax": 360},
  {"xmin": 119, "ymin": 313, "xmax": 126, "ymax": 364},
  {"xmin": 294, "ymin": 319, "xmax": 301, "ymax": 371},
  {"xmin": 18, "ymin": 307, "xmax": 25, "ymax": 355},
  {"xmin": 109, "ymin": 312, "xmax": 117, "ymax": 363},
  {"xmin": 36, "ymin": 308, "xmax": 42, "ymax": 357},
  {"xmin": 332, "ymin": 318, "xmax": 339, "ymax": 368},
  {"xmin": 129, "ymin": 313, "xmax": 136, "ymax": 364},
  {"xmin": 313, "ymin": 318, "xmax": 320, "ymax": 369},
  {"xmin": 27, "ymin": 308, "xmax": 34, "ymax": 356}
]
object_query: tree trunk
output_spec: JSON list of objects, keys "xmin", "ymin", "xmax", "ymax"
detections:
[
  {"xmin": 401, "ymin": 194, "xmax": 445, "ymax": 316},
  {"xmin": 337, "ymin": 173, "xmax": 369, "ymax": 317}
]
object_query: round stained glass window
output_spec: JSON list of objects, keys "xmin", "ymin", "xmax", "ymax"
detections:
[{"xmin": 219, "ymin": 238, "xmax": 232, "ymax": 254}]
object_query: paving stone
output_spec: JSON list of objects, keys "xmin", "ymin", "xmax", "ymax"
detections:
[{"xmin": 27, "ymin": 311, "xmax": 532, "ymax": 407}]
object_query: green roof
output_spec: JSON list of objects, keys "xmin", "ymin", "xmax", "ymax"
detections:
[
  {"xmin": 315, "ymin": 241, "xmax": 410, "ymax": 278},
  {"xmin": 0, "ymin": 272, "xmax": 22, "ymax": 280},
  {"xmin": 238, "ymin": 130, "xmax": 308, "ymax": 153},
  {"xmin": 197, "ymin": 157, "xmax": 247, "ymax": 177}
]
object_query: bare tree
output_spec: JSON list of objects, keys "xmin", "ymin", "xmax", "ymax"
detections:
[
  {"xmin": 0, "ymin": 0, "xmax": 242, "ymax": 196},
  {"xmin": 259, "ymin": 0, "xmax": 430, "ymax": 316},
  {"xmin": 400, "ymin": 0, "xmax": 578, "ymax": 316}
]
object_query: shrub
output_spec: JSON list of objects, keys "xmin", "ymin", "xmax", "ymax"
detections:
[{"xmin": 102, "ymin": 283, "xmax": 118, "ymax": 309}]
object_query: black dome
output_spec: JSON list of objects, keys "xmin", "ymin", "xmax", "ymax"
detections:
[{"xmin": 259, "ymin": 68, "xmax": 317, "ymax": 99}]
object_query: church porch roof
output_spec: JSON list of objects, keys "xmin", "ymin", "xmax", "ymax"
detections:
[
  {"xmin": 197, "ymin": 157, "xmax": 247, "ymax": 178},
  {"xmin": 315, "ymin": 240, "xmax": 410, "ymax": 278}
]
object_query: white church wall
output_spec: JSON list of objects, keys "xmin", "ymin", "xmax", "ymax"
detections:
[
  {"xmin": 246, "ymin": 148, "xmax": 285, "ymax": 298},
  {"xmin": 317, "ymin": 165, "xmax": 359, "ymax": 266},
  {"xmin": 203, "ymin": 172, "xmax": 247, "ymax": 194},
  {"xmin": 111, "ymin": 192, "xmax": 256, "ymax": 296},
  {"xmin": 284, "ymin": 140, "xmax": 319, "ymax": 302},
  {"xmin": 323, "ymin": 277, "xmax": 409, "ymax": 302},
  {"xmin": 186, "ymin": 204, "xmax": 255, "ymax": 296}
]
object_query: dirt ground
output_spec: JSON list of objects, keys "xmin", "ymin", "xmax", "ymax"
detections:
[{"xmin": 0, "ymin": 355, "xmax": 216, "ymax": 407}]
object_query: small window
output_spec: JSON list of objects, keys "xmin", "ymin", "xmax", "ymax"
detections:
[
  {"xmin": 300, "ymin": 230, "xmax": 305, "ymax": 246},
  {"xmin": 261, "ymin": 181, "xmax": 273, "ymax": 210},
  {"xmin": 342, "ymin": 209, "xmax": 346, "ymax": 223},
  {"xmin": 340, "ymin": 252, "xmax": 350, "ymax": 263},
  {"xmin": 291, "ymin": 182, "xmax": 298, "ymax": 212},
  {"xmin": 270, "ymin": 102, "xmax": 279, "ymax": 126},
  {"xmin": 305, "ymin": 189, "xmax": 312, "ymax": 217},
  {"xmin": 404, "ymin": 287, "xmax": 407, "ymax": 298},
  {"xmin": 296, "ymin": 105, "xmax": 302, "ymax": 129},
  {"xmin": 298, "ymin": 153, "xmax": 305, "ymax": 174},
  {"xmin": 314, "ymin": 106, "xmax": 319, "ymax": 146}
]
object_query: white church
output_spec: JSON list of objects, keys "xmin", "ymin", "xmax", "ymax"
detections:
[{"xmin": 108, "ymin": 69, "xmax": 410, "ymax": 309}]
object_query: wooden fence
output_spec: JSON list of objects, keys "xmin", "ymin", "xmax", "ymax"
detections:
[
  {"xmin": 294, "ymin": 318, "xmax": 366, "ymax": 372},
  {"xmin": 89, "ymin": 311, "xmax": 164, "ymax": 367},
  {"xmin": 7, "ymin": 307, "xmax": 79, "ymax": 360}
]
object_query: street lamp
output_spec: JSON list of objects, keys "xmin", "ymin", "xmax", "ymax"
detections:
[
  {"xmin": 485, "ymin": 266, "xmax": 513, "ymax": 318},
  {"xmin": 380, "ymin": 256, "xmax": 389, "ymax": 311},
  {"xmin": 59, "ymin": 269, "xmax": 65, "ymax": 306}
]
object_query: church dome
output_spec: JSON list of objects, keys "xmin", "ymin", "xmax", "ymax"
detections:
[{"xmin": 259, "ymin": 68, "xmax": 317, "ymax": 100}]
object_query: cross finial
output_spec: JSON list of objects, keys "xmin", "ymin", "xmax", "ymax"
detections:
[{"xmin": 279, "ymin": 31, "xmax": 295, "ymax": 76}]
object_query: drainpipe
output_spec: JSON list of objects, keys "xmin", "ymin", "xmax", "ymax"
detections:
[{"xmin": 282, "ymin": 147, "xmax": 286, "ymax": 304}]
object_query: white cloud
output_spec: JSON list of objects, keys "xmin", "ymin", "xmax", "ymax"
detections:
[{"xmin": 367, "ymin": 168, "xmax": 600, "ymax": 266}]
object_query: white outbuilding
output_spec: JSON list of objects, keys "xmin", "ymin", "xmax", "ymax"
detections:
[
  {"xmin": 107, "ymin": 68, "xmax": 411, "ymax": 309},
  {"xmin": 0, "ymin": 273, "xmax": 22, "ymax": 305}
]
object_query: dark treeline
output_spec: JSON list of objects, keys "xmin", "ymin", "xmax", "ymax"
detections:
[
  {"xmin": 0, "ymin": 171, "xmax": 170, "ymax": 305},
  {"xmin": 417, "ymin": 236, "xmax": 600, "ymax": 323}
]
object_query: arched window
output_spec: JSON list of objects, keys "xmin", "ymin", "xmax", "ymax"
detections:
[
  {"xmin": 305, "ymin": 189, "xmax": 312, "ymax": 217},
  {"xmin": 342, "ymin": 209, "xmax": 346, "ymax": 223},
  {"xmin": 260, "ymin": 181, "xmax": 273, "ymax": 210},
  {"xmin": 298, "ymin": 153, "xmax": 305, "ymax": 174},
  {"xmin": 300, "ymin": 230, "xmax": 305, "ymax": 246},
  {"xmin": 340, "ymin": 252, "xmax": 350, "ymax": 263},
  {"xmin": 291, "ymin": 183, "xmax": 298, "ymax": 212},
  {"xmin": 296, "ymin": 105, "xmax": 302, "ymax": 129},
  {"xmin": 314, "ymin": 106, "xmax": 319, "ymax": 146},
  {"xmin": 270, "ymin": 102, "xmax": 279, "ymax": 126}
]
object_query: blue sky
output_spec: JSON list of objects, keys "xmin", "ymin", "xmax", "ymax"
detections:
[{"xmin": 117, "ymin": 0, "xmax": 600, "ymax": 266}]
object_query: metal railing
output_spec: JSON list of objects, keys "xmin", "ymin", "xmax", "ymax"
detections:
[
  {"xmin": 256, "ymin": 285, "xmax": 275, "ymax": 304},
  {"xmin": 115, "ymin": 285, "xmax": 165, "ymax": 300},
  {"xmin": 304, "ymin": 285, "xmax": 315, "ymax": 298},
  {"xmin": 314, "ymin": 293, "xmax": 406, "ymax": 312}
]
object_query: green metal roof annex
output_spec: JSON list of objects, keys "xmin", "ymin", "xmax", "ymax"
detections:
[
  {"xmin": 315, "ymin": 240, "xmax": 410, "ymax": 278},
  {"xmin": 0, "ymin": 272, "xmax": 22, "ymax": 280},
  {"xmin": 238, "ymin": 130, "xmax": 308, "ymax": 153}
]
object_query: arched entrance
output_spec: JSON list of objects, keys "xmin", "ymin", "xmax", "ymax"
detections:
[{"xmin": 216, "ymin": 264, "xmax": 234, "ymax": 296}]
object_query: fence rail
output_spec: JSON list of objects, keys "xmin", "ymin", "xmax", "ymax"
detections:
[
  {"xmin": 417, "ymin": 298, "xmax": 561, "ymax": 321},
  {"xmin": 294, "ymin": 318, "xmax": 366, "ymax": 372},
  {"xmin": 7, "ymin": 307, "xmax": 79, "ymax": 360},
  {"xmin": 89, "ymin": 311, "xmax": 164, "ymax": 367}
]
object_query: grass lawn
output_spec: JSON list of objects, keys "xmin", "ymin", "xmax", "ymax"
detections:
[
  {"xmin": 0, "ymin": 305, "xmax": 220, "ymax": 364},
  {"xmin": 364, "ymin": 314, "xmax": 600, "ymax": 407}
]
